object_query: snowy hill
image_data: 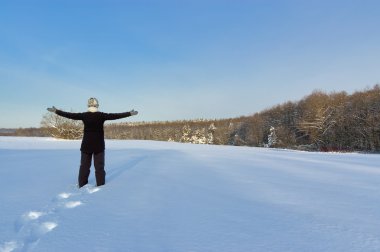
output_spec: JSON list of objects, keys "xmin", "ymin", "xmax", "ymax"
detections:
[{"xmin": 1, "ymin": 137, "xmax": 380, "ymax": 252}]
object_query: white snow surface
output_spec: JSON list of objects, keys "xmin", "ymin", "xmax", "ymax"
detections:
[{"xmin": 1, "ymin": 137, "xmax": 380, "ymax": 252}]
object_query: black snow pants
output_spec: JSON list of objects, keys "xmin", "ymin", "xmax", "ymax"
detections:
[{"xmin": 79, "ymin": 151, "xmax": 105, "ymax": 188}]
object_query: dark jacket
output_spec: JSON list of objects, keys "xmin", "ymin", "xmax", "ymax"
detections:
[{"xmin": 56, "ymin": 110, "xmax": 132, "ymax": 153}]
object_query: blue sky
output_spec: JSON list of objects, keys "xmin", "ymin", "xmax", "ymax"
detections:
[{"xmin": 1, "ymin": 0, "xmax": 379, "ymax": 127}]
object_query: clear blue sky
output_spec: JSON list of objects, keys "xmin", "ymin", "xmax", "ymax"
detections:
[{"xmin": 1, "ymin": 0, "xmax": 379, "ymax": 128}]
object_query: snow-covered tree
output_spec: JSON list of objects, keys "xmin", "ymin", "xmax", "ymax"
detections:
[
  {"xmin": 180, "ymin": 125, "xmax": 192, "ymax": 143},
  {"xmin": 267, "ymin": 126, "xmax": 277, "ymax": 147},
  {"xmin": 191, "ymin": 128, "xmax": 207, "ymax": 144},
  {"xmin": 207, "ymin": 123, "xmax": 217, "ymax": 144}
]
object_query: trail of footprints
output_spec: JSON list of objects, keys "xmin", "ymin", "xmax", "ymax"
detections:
[{"xmin": 0, "ymin": 186, "xmax": 100, "ymax": 252}]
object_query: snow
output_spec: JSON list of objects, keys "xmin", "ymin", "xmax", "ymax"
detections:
[{"xmin": 1, "ymin": 137, "xmax": 380, "ymax": 252}]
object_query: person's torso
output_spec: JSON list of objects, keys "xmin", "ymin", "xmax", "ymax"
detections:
[{"xmin": 82, "ymin": 112, "xmax": 105, "ymax": 132}]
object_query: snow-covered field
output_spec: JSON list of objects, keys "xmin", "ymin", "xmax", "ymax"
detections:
[{"xmin": 1, "ymin": 137, "xmax": 380, "ymax": 252}]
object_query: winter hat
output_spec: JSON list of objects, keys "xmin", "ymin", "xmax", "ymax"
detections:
[{"xmin": 88, "ymin": 97, "xmax": 99, "ymax": 108}]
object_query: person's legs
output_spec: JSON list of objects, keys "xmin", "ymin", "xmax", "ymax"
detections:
[
  {"xmin": 94, "ymin": 151, "xmax": 105, "ymax": 186},
  {"xmin": 78, "ymin": 152, "xmax": 92, "ymax": 188}
]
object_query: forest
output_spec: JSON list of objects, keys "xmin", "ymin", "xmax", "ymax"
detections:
[{"xmin": 4, "ymin": 85, "xmax": 380, "ymax": 152}]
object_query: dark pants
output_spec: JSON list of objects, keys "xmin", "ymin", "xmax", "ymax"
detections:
[{"xmin": 79, "ymin": 151, "xmax": 105, "ymax": 188}]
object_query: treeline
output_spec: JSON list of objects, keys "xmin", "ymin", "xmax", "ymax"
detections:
[
  {"xmin": 105, "ymin": 85, "xmax": 380, "ymax": 152},
  {"xmin": 105, "ymin": 119, "xmax": 236, "ymax": 145},
  {"xmin": 0, "ymin": 128, "xmax": 48, "ymax": 137},
  {"xmin": 230, "ymin": 85, "xmax": 380, "ymax": 151},
  {"xmin": 5, "ymin": 85, "xmax": 380, "ymax": 152}
]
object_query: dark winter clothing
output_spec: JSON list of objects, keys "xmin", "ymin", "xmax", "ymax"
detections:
[
  {"xmin": 56, "ymin": 110, "xmax": 131, "ymax": 153},
  {"xmin": 55, "ymin": 109, "xmax": 132, "ymax": 187},
  {"xmin": 79, "ymin": 151, "xmax": 105, "ymax": 187}
]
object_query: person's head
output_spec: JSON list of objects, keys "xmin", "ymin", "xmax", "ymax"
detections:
[
  {"xmin": 88, "ymin": 97, "xmax": 99, "ymax": 108},
  {"xmin": 88, "ymin": 97, "xmax": 99, "ymax": 112}
]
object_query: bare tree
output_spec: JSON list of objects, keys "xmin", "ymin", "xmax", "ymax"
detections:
[
  {"xmin": 41, "ymin": 112, "xmax": 83, "ymax": 139},
  {"xmin": 297, "ymin": 106, "xmax": 336, "ymax": 147}
]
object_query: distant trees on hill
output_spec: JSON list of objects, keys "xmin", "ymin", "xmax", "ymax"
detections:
[
  {"xmin": 233, "ymin": 85, "xmax": 380, "ymax": 152},
  {"xmin": 0, "ymin": 128, "xmax": 47, "ymax": 137},
  {"xmin": 6, "ymin": 85, "xmax": 380, "ymax": 152},
  {"xmin": 102, "ymin": 85, "xmax": 380, "ymax": 151},
  {"xmin": 102, "ymin": 85, "xmax": 380, "ymax": 152},
  {"xmin": 105, "ymin": 120, "xmax": 229, "ymax": 145}
]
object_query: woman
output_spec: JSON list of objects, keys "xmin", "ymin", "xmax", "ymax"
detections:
[{"xmin": 47, "ymin": 97, "xmax": 138, "ymax": 187}]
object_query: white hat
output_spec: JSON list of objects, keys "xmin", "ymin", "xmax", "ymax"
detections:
[{"xmin": 88, "ymin": 97, "xmax": 99, "ymax": 108}]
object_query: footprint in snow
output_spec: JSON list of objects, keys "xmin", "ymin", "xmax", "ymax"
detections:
[
  {"xmin": 25, "ymin": 211, "xmax": 45, "ymax": 220},
  {"xmin": 14, "ymin": 211, "xmax": 46, "ymax": 233},
  {"xmin": 65, "ymin": 201, "xmax": 82, "ymax": 209},
  {"xmin": 86, "ymin": 186, "xmax": 101, "ymax": 194},
  {"xmin": 57, "ymin": 192, "xmax": 72, "ymax": 199},
  {"xmin": 2, "ymin": 185, "xmax": 101, "ymax": 252},
  {"xmin": 0, "ymin": 240, "xmax": 19, "ymax": 252},
  {"xmin": 8, "ymin": 216, "xmax": 59, "ymax": 252}
]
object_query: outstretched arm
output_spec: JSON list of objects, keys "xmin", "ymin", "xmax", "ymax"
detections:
[
  {"xmin": 103, "ymin": 109, "xmax": 138, "ymax": 121},
  {"xmin": 47, "ymin": 106, "xmax": 84, "ymax": 120}
]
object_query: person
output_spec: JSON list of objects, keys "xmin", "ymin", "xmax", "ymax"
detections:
[{"xmin": 47, "ymin": 98, "xmax": 138, "ymax": 188}]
